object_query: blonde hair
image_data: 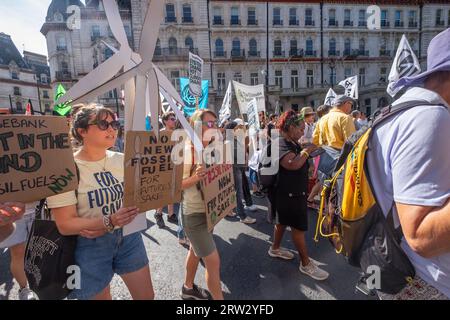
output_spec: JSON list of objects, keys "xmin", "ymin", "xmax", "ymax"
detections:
[{"xmin": 189, "ymin": 109, "xmax": 217, "ymax": 126}]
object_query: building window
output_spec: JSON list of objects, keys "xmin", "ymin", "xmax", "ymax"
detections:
[
  {"xmin": 234, "ymin": 72, "xmax": 242, "ymax": 83},
  {"xmin": 395, "ymin": 10, "xmax": 403, "ymax": 27},
  {"xmin": 275, "ymin": 70, "xmax": 283, "ymax": 88},
  {"xmin": 43, "ymin": 90, "xmax": 50, "ymax": 99},
  {"xmin": 104, "ymin": 47, "xmax": 113, "ymax": 61},
  {"xmin": 91, "ymin": 25, "xmax": 101, "ymax": 40},
  {"xmin": 290, "ymin": 39, "xmax": 298, "ymax": 56},
  {"xmin": 215, "ymin": 38, "xmax": 224, "ymax": 56},
  {"xmin": 408, "ymin": 10, "xmax": 417, "ymax": 27},
  {"xmin": 166, "ymin": 4, "xmax": 176, "ymax": 23},
  {"xmin": 250, "ymin": 72, "xmax": 259, "ymax": 86},
  {"xmin": 45, "ymin": 104, "xmax": 51, "ymax": 112},
  {"xmin": 170, "ymin": 70, "xmax": 180, "ymax": 90},
  {"xmin": 344, "ymin": 38, "xmax": 351, "ymax": 55},
  {"xmin": 381, "ymin": 10, "xmax": 388, "ymax": 27},
  {"xmin": 436, "ymin": 9, "xmax": 443, "ymax": 26},
  {"xmin": 345, "ymin": 67, "xmax": 352, "ymax": 79},
  {"xmin": 329, "ymin": 38, "xmax": 336, "ymax": 55},
  {"xmin": 40, "ymin": 74, "xmax": 47, "ymax": 83},
  {"xmin": 359, "ymin": 68, "xmax": 365, "ymax": 87},
  {"xmin": 305, "ymin": 8, "xmax": 313, "ymax": 26},
  {"xmin": 306, "ymin": 38, "xmax": 314, "ymax": 56},
  {"xmin": 217, "ymin": 72, "xmax": 226, "ymax": 92},
  {"xmin": 329, "ymin": 9, "xmax": 336, "ymax": 26},
  {"xmin": 448, "ymin": 9, "xmax": 450, "ymax": 25},
  {"xmin": 291, "ymin": 70, "xmax": 299, "ymax": 91},
  {"xmin": 330, "ymin": 67, "xmax": 336, "ymax": 86},
  {"xmin": 344, "ymin": 9, "xmax": 351, "ymax": 26},
  {"xmin": 185, "ymin": 37, "xmax": 194, "ymax": 52},
  {"xmin": 232, "ymin": 38, "xmax": 241, "ymax": 57},
  {"xmin": 289, "ymin": 8, "xmax": 298, "ymax": 25},
  {"xmin": 248, "ymin": 7, "xmax": 257, "ymax": 25},
  {"xmin": 155, "ymin": 39, "xmax": 161, "ymax": 55},
  {"xmin": 306, "ymin": 69, "xmax": 314, "ymax": 88},
  {"xmin": 231, "ymin": 7, "xmax": 240, "ymax": 25},
  {"xmin": 213, "ymin": 7, "xmax": 223, "ymax": 25},
  {"xmin": 380, "ymin": 67, "xmax": 387, "ymax": 82},
  {"xmin": 359, "ymin": 9, "xmax": 366, "ymax": 26},
  {"xmin": 364, "ymin": 99, "xmax": 371, "ymax": 116},
  {"xmin": 273, "ymin": 7, "xmax": 282, "ymax": 25},
  {"xmin": 169, "ymin": 37, "xmax": 177, "ymax": 54},
  {"xmin": 11, "ymin": 71, "xmax": 19, "ymax": 80},
  {"xmin": 182, "ymin": 4, "xmax": 193, "ymax": 23},
  {"xmin": 16, "ymin": 101, "xmax": 22, "ymax": 111},
  {"xmin": 274, "ymin": 39, "xmax": 283, "ymax": 56},
  {"xmin": 61, "ymin": 61, "xmax": 69, "ymax": 72},
  {"xmin": 249, "ymin": 39, "xmax": 258, "ymax": 56},
  {"xmin": 13, "ymin": 87, "xmax": 21, "ymax": 96},
  {"xmin": 56, "ymin": 35, "xmax": 66, "ymax": 51},
  {"xmin": 359, "ymin": 38, "xmax": 366, "ymax": 55}
]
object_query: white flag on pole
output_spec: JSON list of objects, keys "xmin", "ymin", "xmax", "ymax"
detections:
[
  {"xmin": 387, "ymin": 34, "xmax": 421, "ymax": 97},
  {"xmin": 338, "ymin": 75, "xmax": 358, "ymax": 100},
  {"xmin": 219, "ymin": 82, "xmax": 232, "ymax": 127},
  {"xmin": 324, "ymin": 88, "xmax": 337, "ymax": 106}
]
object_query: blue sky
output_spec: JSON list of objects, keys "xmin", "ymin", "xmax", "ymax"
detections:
[{"xmin": 0, "ymin": 0, "xmax": 86, "ymax": 56}]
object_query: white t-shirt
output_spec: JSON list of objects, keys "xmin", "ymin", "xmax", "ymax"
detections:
[
  {"xmin": 47, "ymin": 151, "xmax": 124, "ymax": 219},
  {"xmin": 366, "ymin": 86, "xmax": 450, "ymax": 297}
]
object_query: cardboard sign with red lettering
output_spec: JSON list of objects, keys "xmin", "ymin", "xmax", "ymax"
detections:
[
  {"xmin": 0, "ymin": 115, "xmax": 78, "ymax": 203},
  {"xmin": 200, "ymin": 164, "xmax": 236, "ymax": 232},
  {"xmin": 123, "ymin": 130, "xmax": 183, "ymax": 212}
]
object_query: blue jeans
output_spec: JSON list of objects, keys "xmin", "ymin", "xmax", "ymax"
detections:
[{"xmin": 233, "ymin": 166, "xmax": 247, "ymax": 220}]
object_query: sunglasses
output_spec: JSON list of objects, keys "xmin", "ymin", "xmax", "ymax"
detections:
[
  {"xmin": 202, "ymin": 120, "xmax": 218, "ymax": 128},
  {"xmin": 89, "ymin": 120, "xmax": 121, "ymax": 131},
  {"xmin": 166, "ymin": 118, "xmax": 176, "ymax": 122}
]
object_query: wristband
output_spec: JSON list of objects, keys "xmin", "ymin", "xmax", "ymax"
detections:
[
  {"xmin": 301, "ymin": 150, "xmax": 310, "ymax": 158},
  {"xmin": 103, "ymin": 215, "xmax": 114, "ymax": 233}
]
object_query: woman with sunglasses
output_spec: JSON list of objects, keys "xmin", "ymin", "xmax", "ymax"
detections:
[
  {"xmin": 47, "ymin": 104, "xmax": 154, "ymax": 300},
  {"xmin": 266, "ymin": 110, "xmax": 329, "ymax": 281},
  {"xmin": 180, "ymin": 109, "xmax": 223, "ymax": 300}
]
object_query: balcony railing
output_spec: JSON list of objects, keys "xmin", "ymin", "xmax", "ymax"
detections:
[
  {"xmin": 56, "ymin": 45, "xmax": 67, "ymax": 51},
  {"xmin": 230, "ymin": 17, "xmax": 241, "ymax": 25},
  {"xmin": 395, "ymin": 21, "xmax": 404, "ymax": 27},
  {"xmin": 436, "ymin": 20, "xmax": 445, "ymax": 26},
  {"xmin": 289, "ymin": 19, "xmax": 299, "ymax": 26},
  {"xmin": 328, "ymin": 20, "xmax": 338, "ymax": 27},
  {"xmin": 408, "ymin": 21, "xmax": 418, "ymax": 28},
  {"xmin": 289, "ymin": 49, "xmax": 303, "ymax": 57},
  {"xmin": 13, "ymin": 91, "xmax": 21, "ymax": 96},
  {"xmin": 358, "ymin": 50, "xmax": 369, "ymax": 56},
  {"xmin": 358, "ymin": 21, "xmax": 367, "ymax": 27},
  {"xmin": 343, "ymin": 20, "xmax": 353, "ymax": 26},
  {"xmin": 213, "ymin": 17, "xmax": 223, "ymax": 25},
  {"xmin": 231, "ymin": 49, "xmax": 245, "ymax": 59},
  {"xmin": 328, "ymin": 50, "xmax": 340, "ymax": 56},
  {"xmin": 273, "ymin": 19, "xmax": 283, "ymax": 26},
  {"xmin": 182, "ymin": 16, "xmax": 193, "ymax": 23},
  {"xmin": 165, "ymin": 16, "xmax": 177, "ymax": 23},
  {"xmin": 153, "ymin": 48, "xmax": 198, "ymax": 61},
  {"xmin": 273, "ymin": 50, "xmax": 285, "ymax": 57},
  {"xmin": 248, "ymin": 19, "xmax": 258, "ymax": 26},
  {"xmin": 248, "ymin": 51, "xmax": 260, "ymax": 58},
  {"xmin": 214, "ymin": 51, "xmax": 227, "ymax": 58},
  {"xmin": 379, "ymin": 49, "xmax": 391, "ymax": 57},
  {"xmin": 305, "ymin": 20, "xmax": 315, "ymax": 26},
  {"xmin": 305, "ymin": 50, "xmax": 317, "ymax": 57},
  {"xmin": 55, "ymin": 71, "xmax": 72, "ymax": 81},
  {"xmin": 381, "ymin": 20, "xmax": 390, "ymax": 28},
  {"xmin": 91, "ymin": 34, "xmax": 101, "ymax": 42}
]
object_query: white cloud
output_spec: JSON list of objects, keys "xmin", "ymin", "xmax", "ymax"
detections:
[{"xmin": 0, "ymin": 0, "xmax": 53, "ymax": 56}]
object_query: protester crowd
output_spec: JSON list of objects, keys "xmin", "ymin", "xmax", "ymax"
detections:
[{"xmin": 1, "ymin": 29, "xmax": 449, "ymax": 301}]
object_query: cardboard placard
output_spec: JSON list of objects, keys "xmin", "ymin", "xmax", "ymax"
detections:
[
  {"xmin": 200, "ymin": 164, "xmax": 236, "ymax": 232},
  {"xmin": 123, "ymin": 130, "xmax": 183, "ymax": 212},
  {"xmin": 0, "ymin": 115, "xmax": 77, "ymax": 203},
  {"xmin": 188, "ymin": 52, "xmax": 204, "ymax": 97}
]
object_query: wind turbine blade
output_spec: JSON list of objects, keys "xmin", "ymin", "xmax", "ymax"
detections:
[
  {"xmin": 153, "ymin": 64, "xmax": 183, "ymax": 105},
  {"xmin": 132, "ymin": 75, "xmax": 147, "ymax": 131},
  {"xmin": 148, "ymin": 70, "xmax": 160, "ymax": 137},
  {"xmin": 139, "ymin": 0, "xmax": 164, "ymax": 68},
  {"xmin": 103, "ymin": 0, "xmax": 129, "ymax": 48},
  {"xmin": 59, "ymin": 54, "xmax": 124, "ymax": 104}
]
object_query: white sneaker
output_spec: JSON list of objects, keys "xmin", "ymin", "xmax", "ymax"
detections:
[
  {"xmin": 240, "ymin": 216, "xmax": 257, "ymax": 224},
  {"xmin": 299, "ymin": 261, "xmax": 329, "ymax": 281},
  {"xmin": 244, "ymin": 205, "xmax": 258, "ymax": 211},
  {"xmin": 268, "ymin": 247, "xmax": 295, "ymax": 260},
  {"xmin": 18, "ymin": 287, "xmax": 38, "ymax": 300}
]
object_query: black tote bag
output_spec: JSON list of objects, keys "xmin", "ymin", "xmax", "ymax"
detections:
[{"xmin": 24, "ymin": 200, "xmax": 77, "ymax": 300}]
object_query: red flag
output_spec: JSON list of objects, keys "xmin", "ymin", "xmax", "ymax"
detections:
[{"xmin": 25, "ymin": 102, "xmax": 32, "ymax": 115}]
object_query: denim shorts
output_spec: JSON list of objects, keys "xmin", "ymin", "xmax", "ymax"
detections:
[
  {"xmin": 69, "ymin": 229, "xmax": 149, "ymax": 300},
  {"xmin": 249, "ymin": 169, "xmax": 258, "ymax": 185}
]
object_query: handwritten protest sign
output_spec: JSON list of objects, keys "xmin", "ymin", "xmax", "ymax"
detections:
[
  {"xmin": 189, "ymin": 52, "xmax": 204, "ymax": 98},
  {"xmin": 123, "ymin": 130, "xmax": 183, "ymax": 212},
  {"xmin": 0, "ymin": 115, "xmax": 77, "ymax": 203},
  {"xmin": 200, "ymin": 164, "xmax": 236, "ymax": 232}
]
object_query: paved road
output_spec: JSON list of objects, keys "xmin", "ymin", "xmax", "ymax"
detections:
[{"xmin": 0, "ymin": 198, "xmax": 374, "ymax": 300}]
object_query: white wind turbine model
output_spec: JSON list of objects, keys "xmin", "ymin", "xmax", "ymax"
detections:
[{"xmin": 58, "ymin": 0, "xmax": 202, "ymax": 150}]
